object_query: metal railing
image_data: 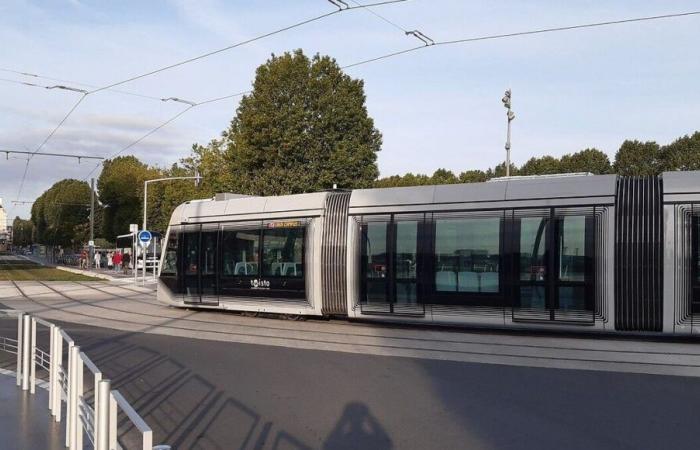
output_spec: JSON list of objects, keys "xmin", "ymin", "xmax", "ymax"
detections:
[{"xmin": 0, "ymin": 309, "xmax": 168, "ymax": 450}]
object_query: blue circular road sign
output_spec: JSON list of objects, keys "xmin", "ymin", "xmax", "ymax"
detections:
[{"xmin": 138, "ymin": 230, "xmax": 152, "ymax": 245}]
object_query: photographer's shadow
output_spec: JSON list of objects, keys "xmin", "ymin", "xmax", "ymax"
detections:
[{"xmin": 322, "ymin": 402, "xmax": 392, "ymax": 450}]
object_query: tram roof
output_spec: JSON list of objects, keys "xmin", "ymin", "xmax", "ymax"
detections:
[
  {"xmin": 170, "ymin": 191, "xmax": 330, "ymax": 225},
  {"xmin": 349, "ymin": 173, "xmax": 617, "ymax": 209},
  {"xmin": 662, "ymin": 170, "xmax": 700, "ymax": 194}
]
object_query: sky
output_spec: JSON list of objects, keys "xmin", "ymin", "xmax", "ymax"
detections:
[{"xmin": 1, "ymin": 0, "xmax": 699, "ymax": 222}]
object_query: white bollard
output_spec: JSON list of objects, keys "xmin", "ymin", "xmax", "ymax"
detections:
[
  {"xmin": 30, "ymin": 317, "xmax": 36, "ymax": 394},
  {"xmin": 96, "ymin": 379, "xmax": 111, "ymax": 450},
  {"xmin": 66, "ymin": 343, "xmax": 75, "ymax": 448},
  {"xmin": 21, "ymin": 314, "xmax": 30, "ymax": 391},
  {"xmin": 48, "ymin": 324, "xmax": 55, "ymax": 412},
  {"xmin": 54, "ymin": 328, "xmax": 63, "ymax": 422},
  {"xmin": 16, "ymin": 312, "xmax": 23, "ymax": 387},
  {"xmin": 74, "ymin": 350, "xmax": 84, "ymax": 450},
  {"xmin": 109, "ymin": 392, "xmax": 117, "ymax": 450}
]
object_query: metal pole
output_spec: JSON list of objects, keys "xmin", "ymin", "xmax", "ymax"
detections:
[
  {"xmin": 96, "ymin": 379, "xmax": 111, "ymax": 450},
  {"xmin": 22, "ymin": 314, "xmax": 30, "ymax": 391},
  {"xmin": 505, "ymin": 118, "xmax": 511, "ymax": 177},
  {"xmin": 143, "ymin": 180, "xmax": 148, "ymax": 231},
  {"xmin": 89, "ymin": 178, "xmax": 95, "ymax": 270}
]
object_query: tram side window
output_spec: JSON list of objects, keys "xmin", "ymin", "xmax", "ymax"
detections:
[
  {"xmin": 694, "ymin": 216, "xmax": 700, "ymax": 301},
  {"xmin": 221, "ymin": 229, "xmax": 260, "ymax": 276},
  {"xmin": 161, "ymin": 230, "xmax": 178, "ymax": 276},
  {"xmin": 434, "ymin": 217, "xmax": 501, "ymax": 293},
  {"xmin": 262, "ymin": 226, "xmax": 304, "ymax": 278},
  {"xmin": 363, "ymin": 222, "xmax": 388, "ymax": 303}
]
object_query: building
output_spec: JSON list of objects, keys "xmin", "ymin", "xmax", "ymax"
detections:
[{"xmin": 0, "ymin": 197, "xmax": 6, "ymax": 233}]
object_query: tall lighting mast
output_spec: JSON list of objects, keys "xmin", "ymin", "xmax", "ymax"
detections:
[{"xmin": 502, "ymin": 89, "xmax": 515, "ymax": 177}]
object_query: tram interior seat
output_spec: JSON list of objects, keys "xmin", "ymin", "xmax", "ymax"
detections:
[
  {"xmin": 480, "ymin": 272, "xmax": 499, "ymax": 292},
  {"xmin": 235, "ymin": 262, "xmax": 257, "ymax": 275},
  {"xmin": 436, "ymin": 271, "xmax": 457, "ymax": 291},
  {"xmin": 457, "ymin": 272, "xmax": 479, "ymax": 292}
]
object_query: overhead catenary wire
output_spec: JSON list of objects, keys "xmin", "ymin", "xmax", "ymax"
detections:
[
  {"xmin": 5, "ymin": 0, "xmax": 408, "ymax": 217},
  {"xmin": 0, "ymin": 68, "xmax": 163, "ymax": 102},
  {"xmin": 342, "ymin": 10, "xmax": 700, "ymax": 68},
  {"xmin": 89, "ymin": 0, "xmax": 408, "ymax": 94}
]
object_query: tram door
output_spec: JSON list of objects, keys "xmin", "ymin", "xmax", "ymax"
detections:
[
  {"xmin": 513, "ymin": 210, "xmax": 594, "ymax": 322},
  {"xmin": 181, "ymin": 224, "xmax": 219, "ymax": 304}
]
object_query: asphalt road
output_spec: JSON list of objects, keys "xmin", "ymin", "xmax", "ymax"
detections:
[{"xmin": 7, "ymin": 319, "xmax": 696, "ymax": 450}]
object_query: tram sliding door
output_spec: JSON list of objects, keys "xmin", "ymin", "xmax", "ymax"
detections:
[
  {"xmin": 512, "ymin": 209, "xmax": 594, "ymax": 323},
  {"xmin": 181, "ymin": 224, "xmax": 219, "ymax": 305}
]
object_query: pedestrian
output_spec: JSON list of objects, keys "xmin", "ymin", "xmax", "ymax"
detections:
[
  {"xmin": 80, "ymin": 249, "xmax": 88, "ymax": 269},
  {"xmin": 113, "ymin": 251, "xmax": 122, "ymax": 273},
  {"xmin": 107, "ymin": 251, "xmax": 113, "ymax": 270},
  {"xmin": 122, "ymin": 251, "xmax": 131, "ymax": 275},
  {"xmin": 94, "ymin": 251, "xmax": 101, "ymax": 269}
]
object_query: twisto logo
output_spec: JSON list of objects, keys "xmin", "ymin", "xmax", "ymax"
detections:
[{"xmin": 250, "ymin": 279, "xmax": 271, "ymax": 289}]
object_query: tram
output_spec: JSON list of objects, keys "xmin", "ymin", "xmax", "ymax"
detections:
[{"xmin": 157, "ymin": 171, "xmax": 700, "ymax": 335}]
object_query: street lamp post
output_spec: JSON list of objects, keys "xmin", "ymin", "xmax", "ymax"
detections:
[
  {"xmin": 142, "ymin": 172, "xmax": 202, "ymax": 231},
  {"xmin": 141, "ymin": 173, "xmax": 201, "ymax": 281},
  {"xmin": 502, "ymin": 89, "xmax": 515, "ymax": 177}
]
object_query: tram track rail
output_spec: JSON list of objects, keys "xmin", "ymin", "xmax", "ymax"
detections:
[{"xmin": 2, "ymin": 281, "xmax": 700, "ymax": 375}]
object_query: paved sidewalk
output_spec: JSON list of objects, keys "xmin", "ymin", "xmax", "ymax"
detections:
[
  {"xmin": 21, "ymin": 253, "xmax": 137, "ymax": 282},
  {"xmin": 0, "ymin": 373, "xmax": 64, "ymax": 450}
]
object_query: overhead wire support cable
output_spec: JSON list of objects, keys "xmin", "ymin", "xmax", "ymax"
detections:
[
  {"xmin": 348, "ymin": 0, "xmax": 408, "ymax": 32},
  {"xmin": 343, "ymin": 9, "xmax": 700, "ymax": 68},
  {"xmin": 1, "ymin": 149, "xmax": 104, "ymax": 161},
  {"xmin": 405, "ymin": 30, "xmax": 434, "ymax": 45},
  {"xmin": 88, "ymin": 0, "xmax": 408, "ymax": 94}
]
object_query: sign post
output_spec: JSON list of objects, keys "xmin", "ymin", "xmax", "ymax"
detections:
[
  {"xmin": 138, "ymin": 230, "xmax": 152, "ymax": 285},
  {"xmin": 130, "ymin": 225, "xmax": 138, "ymax": 283}
]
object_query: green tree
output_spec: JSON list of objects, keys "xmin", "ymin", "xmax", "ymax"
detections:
[
  {"xmin": 430, "ymin": 168, "xmax": 459, "ymax": 185},
  {"xmin": 613, "ymin": 140, "xmax": 661, "ymax": 176},
  {"xmin": 98, "ymin": 156, "xmax": 155, "ymax": 239},
  {"xmin": 11, "ymin": 217, "xmax": 34, "ymax": 247},
  {"xmin": 458, "ymin": 170, "xmax": 489, "ymax": 183},
  {"xmin": 30, "ymin": 196, "xmax": 47, "ymax": 244},
  {"xmin": 31, "ymin": 179, "xmax": 91, "ymax": 247},
  {"xmin": 560, "ymin": 148, "xmax": 612, "ymax": 174},
  {"xmin": 519, "ymin": 156, "xmax": 561, "ymax": 176},
  {"xmin": 659, "ymin": 132, "xmax": 700, "ymax": 171},
  {"xmin": 224, "ymin": 50, "xmax": 381, "ymax": 195}
]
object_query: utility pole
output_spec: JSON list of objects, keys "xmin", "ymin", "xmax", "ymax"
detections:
[
  {"xmin": 502, "ymin": 89, "xmax": 515, "ymax": 177},
  {"xmin": 89, "ymin": 178, "xmax": 95, "ymax": 270}
]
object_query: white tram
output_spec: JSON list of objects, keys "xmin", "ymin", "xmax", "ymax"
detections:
[{"xmin": 157, "ymin": 172, "xmax": 700, "ymax": 335}]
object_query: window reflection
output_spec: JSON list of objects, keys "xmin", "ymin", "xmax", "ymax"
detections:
[
  {"xmin": 262, "ymin": 227, "xmax": 304, "ymax": 278},
  {"xmin": 434, "ymin": 217, "xmax": 500, "ymax": 293},
  {"xmin": 222, "ymin": 229, "xmax": 259, "ymax": 276},
  {"xmin": 559, "ymin": 216, "xmax": 586, "ymax": 282},
  {"xmin": 519, "ymin": 217, "xmax": 548, "ymax": 282},
  {"xmin": 396, "ymin": 221, "xmax": 418, "ymax": 304},
  {"xmin": 161, "ymin": 231, "xmax": 178, "ymax": 276},
  {"xmin": 364, "ymin": 222, "xmax": 388, "ymax": 303}
]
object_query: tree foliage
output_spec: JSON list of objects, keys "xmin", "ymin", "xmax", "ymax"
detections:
[
  {"xmin": 559, "ymin": 148, "xmax": 612, "ymax": 174},
  {"xmin": 31, "ymin": 179, "xmax": 91, "ymax": 247},
  {"xmin": 223, "ymin": 50, "xmax": 381, "ymax": 195},
  {"xmin": 12, "ymin": 217, "xmax": 34, "ymax": 247},
  {"xmin": 613, "ymin": 140, "xmax": 661, "ymax": 176},
  {"xmin": 659, "ymin": 132, "xmax": 700, "ymax": 172},
  {"xmin": 98, "ymin": 156, "xmax": 155, "ymax": 239}
]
